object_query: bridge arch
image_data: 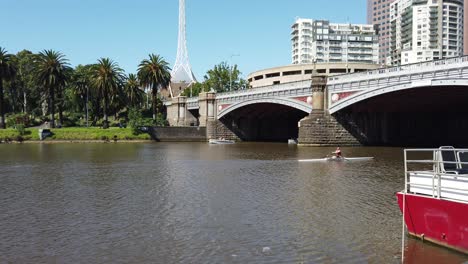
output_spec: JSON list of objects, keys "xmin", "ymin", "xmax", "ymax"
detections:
[
  {"xmin": 218, "ymin": 97, "xmax": 312, "ymax": 119},
  {"xmin": 329, "ymin": 79, "xmax": 468, "ymax": 114}
]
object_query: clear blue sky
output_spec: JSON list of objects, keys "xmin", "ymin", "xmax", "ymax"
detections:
[{"xmin": 1, "ymin": 0, "xmax": 366, "ymax": 79}]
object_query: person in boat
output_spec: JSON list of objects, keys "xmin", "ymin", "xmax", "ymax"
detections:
[{"xmin": 332, "ymin": 147, "xmax": 342, "ymax": 159}]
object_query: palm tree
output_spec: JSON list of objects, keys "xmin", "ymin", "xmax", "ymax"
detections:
[
  {"xmin": 91, "ymin": 58, "xmax": 124, "ymax": 129},
  {"xmin": 72, "ymin": 64, "xmax": 95, "ymax": 126},
  {"xmin": 35, "ymin": 50, "xmax": 70, "ymax": 128},
  {"xmin": 0, "ymin": 47, "xmax": 17, "ymax": 129},
  {"xmin": 137, "ymin": 54, "xmax": 171, "ymax": 120},
  {"xmin": 124, "ymin": 73, "xmax": 144, "ymax": 108}
]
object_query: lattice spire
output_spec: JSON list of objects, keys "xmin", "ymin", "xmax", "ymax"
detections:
[{"xmin": 170, "ymin": 0, "xmax": 196, "ymax": 97}]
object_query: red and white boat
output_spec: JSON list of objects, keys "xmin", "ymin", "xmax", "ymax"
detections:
[{"xmin": 396, "ymin": 147, "xmax": 468, "ymax": 254}]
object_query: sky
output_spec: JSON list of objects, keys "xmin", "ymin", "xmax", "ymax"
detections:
[{"xmin": 1, "ymin": 0, "xmax": 367, "ymax": 80}]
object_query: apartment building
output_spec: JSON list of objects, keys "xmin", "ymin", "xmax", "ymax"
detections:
[
  {"xmin": 291, "ymin": 18, "xmax": 379, "ymax": 65},
  {"xmin": 465, "ymin": 0, "xmax": 468, "ymax": 55},
  {"xmin": 389, "ymin": 0, "xmax": 464, "ymax": 65},
  {"xmin": 367, "ymin": 0, "xmax": 396, "ymax": 66}
]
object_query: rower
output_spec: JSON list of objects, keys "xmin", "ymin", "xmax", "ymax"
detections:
[{"xmin": 333, "ymin": 147, "xmax": 342, "ymax": 158}]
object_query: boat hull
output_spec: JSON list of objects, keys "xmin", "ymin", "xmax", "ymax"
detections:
[
  {"xmin": 298, "ymin": 157, "xmax": 373, "ymax": 162},
  {"xmin": 396, "ymin": 192, "xmax": 468, "ymax": 254},
  {"xmin": 208, "ymin": 139, "xmax": 235, "ymax": 144}
]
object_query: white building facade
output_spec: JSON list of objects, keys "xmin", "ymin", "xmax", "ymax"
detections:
[
  {"xmin": 389, "ymin": 0, "xmax": 464, "ymax": 65},
  {"xmin": 291, "ymin": 18, "xmax": 379, "ymax": 65}
]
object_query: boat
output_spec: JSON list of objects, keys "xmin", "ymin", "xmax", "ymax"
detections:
[
  {"xmin": 298, "ymin": 156, "xmax": 374, "ymax": 162},
  {"xmin": 209, "ymin": 138, "xmax": 235, "ymax": 144},
  {"xmin": 396, "ymin": 146, "xmax": 468, "ymax": 254},
  {"xmin": 288, "ymin": 139, "xmax": 298, "ymax": 145}
]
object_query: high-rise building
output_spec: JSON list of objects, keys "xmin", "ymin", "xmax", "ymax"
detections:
[
  {"xmin": 465, "ymin": 0, "xmax": 468, "ymax": 55},
  {"xmin": 367, "ymin": 0, "xmax": 396, "ymax": 66},
  {"xmin": 389, "ymin": 0, "xmax": 464, "ymax": 65},
  {"xmin": 291, "ymin": 18, "xmax": 379, "ymax": 65}
]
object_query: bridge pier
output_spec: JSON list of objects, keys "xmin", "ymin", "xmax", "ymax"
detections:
[
  {"xmin": 198, "ymin": 92, "xmax": 216, "ymax": 127},
  {"xmin": 167, "ymin": 96, "xmax": 197, "ymax": 126},
  {"xmin": 298, "ymin": 72, "xmax": 361, "ymax": 146},
  {"xmin": 206, "ymin": 119, "xmax": 240, "ymax": 141}
]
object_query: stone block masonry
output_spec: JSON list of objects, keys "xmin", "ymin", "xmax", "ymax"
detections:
[
  {"xmin": 206, "ymin": 120, "xmax": 240, "ymax": 141},
  {"xmin": 298, "ymin": 112, "xmax": 361, "ymax": 146}
]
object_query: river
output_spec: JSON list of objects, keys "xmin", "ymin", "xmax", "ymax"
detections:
[{"xmin": 1, "ymin": 143, "xmax": 467, "ymax": 263}]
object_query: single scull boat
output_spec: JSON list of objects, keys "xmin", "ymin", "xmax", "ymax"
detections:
[{"xmin": 298, "ymin": 157, "xmax": 374, "ymax": 162}]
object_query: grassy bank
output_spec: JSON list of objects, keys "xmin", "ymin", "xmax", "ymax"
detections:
[{"xmin": 0, "ymin": 127, "xmax": 152, "ymax": 142}]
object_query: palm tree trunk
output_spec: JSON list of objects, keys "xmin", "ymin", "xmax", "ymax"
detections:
[
  {"xmin": 57, "ymin": 87, "xmax": 63, "ymax": 127},
  {"xmin": 0, "ymin": 80, "xmax": 5, "ymax": 129},
  {"xmin": 23, "ymin": 90, "xmax": 27, "ymax": 113},
  {"xmin": 58, "ymin": 106, "xmax": 63, "ymax": 127},
  {"xmin": 152, "ymin": 87, "xmax": 157, "ymax": 121},
  {"xmin": 103, "ymin": 96, "xmax": 109, "ymax": 129},
  {"xmin": 49, "ymin": 86, "xmax": 55, "ymax": 128}
]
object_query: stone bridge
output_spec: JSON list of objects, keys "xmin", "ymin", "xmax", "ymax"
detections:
[{"xmin": 166, "ymin": 56, "xmax": 468, "ymax": 146}]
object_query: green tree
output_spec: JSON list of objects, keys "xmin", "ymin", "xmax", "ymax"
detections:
[
  {"xmin": 124, "ymin": 73, "xmax": 144, "ymax": 108},
  {"xmin": 137, "ymin": 54, "xmax": 171, "ymax": 120},
  {"xmin": 181, "ymin": 82, "xmax": 210, "ymax": 97},
  {"xmin": 57, "ymin": 67, "xmax": 74, "ymax": 126},
  {"xmin": 35, "ymin": 50, "xmax": 70, "ymax": 128},
  {"xmin": 71, "ymin": 64, "xmax": 93, "ymax": 114},
  {"xmin": 204, "ymin": 62, "xmax": 243, "ymax": 93},
  {"xmin": 91, "ymin": 58, "xmax": 124, "ymax": 129},
  {"xmin": 13, "ymin": 50, "xmax": 37, "ymax": 114},
  {"xmin": 0, "ymin": 47, "xmax": 17, "ymax": 129}
]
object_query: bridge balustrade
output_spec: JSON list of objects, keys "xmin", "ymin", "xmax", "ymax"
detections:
[{"xmin": 328, "ymin": 55, "xmax": 468, "ymax": 93}]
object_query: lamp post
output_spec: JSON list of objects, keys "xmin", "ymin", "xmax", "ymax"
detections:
[{"xmin": 229, "ymin": 54, "xmax": 240, "ymax": 91}]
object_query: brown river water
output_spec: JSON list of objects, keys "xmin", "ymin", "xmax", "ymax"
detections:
[{"xmin": 1, "ymin": 143, "xmax": 468, "ymax": 263}]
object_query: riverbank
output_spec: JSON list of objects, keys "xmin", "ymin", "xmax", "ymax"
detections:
[{"xmin": 0, "ymin": 127, "xmax": 152, "ymax": 142}]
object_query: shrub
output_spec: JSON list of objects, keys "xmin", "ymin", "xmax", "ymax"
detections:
[
  {"xmin": 62, "ymin": 113, "xmax": 82, "ymax": 127},
  {"xmin": 15, "ymin": 124, "xmax": 26, "ymax": 136},
  {"xmin": 154, "ymin": 113, "xmax": 168, "ymax": 127},
  {"xmin": 128, "ymin": 108, "xmax": 144, "ymax": 135},
  {"xmin": 6, "ymin": 114, "xmax": 31, "ymax": 128}
]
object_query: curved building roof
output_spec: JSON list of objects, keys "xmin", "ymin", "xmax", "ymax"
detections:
[{"xmin": 247, "ymin": 63, "xmax": 379, "ymax": 88}]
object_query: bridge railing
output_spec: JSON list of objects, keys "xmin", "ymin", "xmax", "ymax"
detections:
[
  {"xmin": 216, "ymin": 80, "xmax": 311, "ymax": 98},
  {"xmin": 180, "ymin": 79, "xmax": 313, "ymax": 104},
  {"xmin": 182, "ymin": 79, "xmax": 313, "ymax": 108},
  {"xmin": 328, "ymin": 55, "xmax": 468, "ymax": 84},
  {"xmin": 217, "ymin": 80, "xmax": 312, "ymax": 99}
]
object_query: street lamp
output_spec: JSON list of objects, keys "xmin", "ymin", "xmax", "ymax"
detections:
[{"xmin": 229, "ymin": 54, "xmax": 240, "ymax": 91}]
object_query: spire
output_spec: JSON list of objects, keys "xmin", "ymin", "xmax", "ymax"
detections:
[{"xmin": 171, "ymin": 0, "xmax": 196, "ymax": 97}]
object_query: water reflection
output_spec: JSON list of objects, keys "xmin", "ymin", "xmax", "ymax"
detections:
[{"xmin": 404, "ymin": 237, "xmax": 468, "ymax": 264}]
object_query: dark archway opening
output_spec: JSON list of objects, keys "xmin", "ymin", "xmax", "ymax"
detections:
[
  {"xmin": 335, "ymin": 86, "xmax": 468, "ymax": 147},
  {"xmin": 188, "ymin": 109, "xmax": 200, "ymax": 126},
  {"xmin": 220, "ymin": 103, "xmax": 309, "ymax": 142}
]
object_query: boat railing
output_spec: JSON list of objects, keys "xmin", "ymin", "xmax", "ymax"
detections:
[{"xmin": 404, "ymin": 148, "xmax": 468, "ymax": 203}]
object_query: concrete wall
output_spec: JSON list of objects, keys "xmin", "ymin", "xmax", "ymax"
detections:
[{"xmin": 150, "ymin": 127, "xmax": 207, "ymax": 142}]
